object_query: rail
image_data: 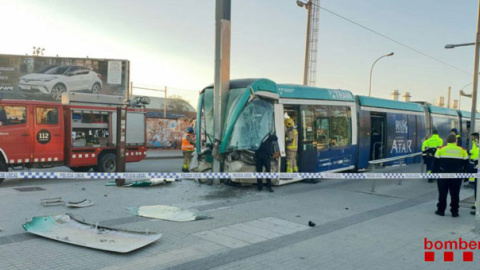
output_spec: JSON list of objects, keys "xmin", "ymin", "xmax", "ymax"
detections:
[
  {"xmin": 368, "ymin": 152, "xmax": 422, "ymax": 166},
  {"xmin": 368, "ymin": 152, "xmax": 422, "ymax": 192}
]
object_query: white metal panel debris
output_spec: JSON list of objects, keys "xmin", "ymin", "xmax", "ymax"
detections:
[
  {"xmin": 22, "ymin": 214, "xmax": 161, "ymax": 253},
  {"xmin": 127, "ymin": 205, "xmax": 211, "ymax": 222}
]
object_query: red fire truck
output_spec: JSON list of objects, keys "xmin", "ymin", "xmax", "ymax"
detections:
[{"xmin": 0, "ymin": 93, "xmax": 147, "ymax": 183}]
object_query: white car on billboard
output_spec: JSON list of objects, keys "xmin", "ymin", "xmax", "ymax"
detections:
[{"xmin": 19, "ymin": 65, "xmax": 103, "ymax": 100}]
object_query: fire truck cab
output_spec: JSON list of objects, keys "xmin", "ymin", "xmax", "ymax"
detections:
[{"xmin": 0, "ymin": 93, "xmax": 147, "ymax": 183}]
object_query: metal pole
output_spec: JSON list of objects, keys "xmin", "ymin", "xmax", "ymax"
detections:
[
  {"xmin": 164, "ymin": 86, "xmax": 167, "ymax": 118},
  {"xmin": 130, "ymin": 81, "xmax": 133, "ymax": 100},
  {"xmin": 473, "ymin": 0, "xmax": 480, "ymax": 233},
  {"xmin": 116, "ymin": 106, "xmax": 127, "ymax": 172},
  {"xmin": 303, "ymin": 1, "xmax": 312, "ymax": 86},
  {"xmin": 213, "ymin": 0, "xmax": 231, "ymax": 183}
]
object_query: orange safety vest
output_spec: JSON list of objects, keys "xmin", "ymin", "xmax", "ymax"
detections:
[{"xmin": 181, "ymin": 133, "xmax": 194, "ymax": 151}]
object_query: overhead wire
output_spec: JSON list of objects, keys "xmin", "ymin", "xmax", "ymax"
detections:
[{"xmin": 313, "ymin": 4, "xmax": 472, "ymax": 75}]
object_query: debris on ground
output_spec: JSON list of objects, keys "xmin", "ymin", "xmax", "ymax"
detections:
[
  {"xmin": 66, "ymin": 199, "xmax": 94, "ymax": 208},
  {"xmin": 308, "ymin": 221, "xmax": 316, "ymax": 227},
  {"xmin": 126, "ymin": 205, "xmax": 211, "ymax": 222},
  {"xmin": 106, "ymin": 178, "xmax": 175, "ymax": 187},
  {"xmin": 22, "ymin": 214, "xmax": 162, "ymax": 253},
  {"xmin": 41, "ymin": 197, "xmax": 65, "ymax": 207}
]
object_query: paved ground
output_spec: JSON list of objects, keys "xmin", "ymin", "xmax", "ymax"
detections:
[{"xmin": 0, "ymin": 162, "xmax": 479, "ymax": 269}]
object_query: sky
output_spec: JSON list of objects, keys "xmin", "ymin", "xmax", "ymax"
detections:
[{"xmin": 1, "ymin": 0, "xmax": 478, "ymax": 110}]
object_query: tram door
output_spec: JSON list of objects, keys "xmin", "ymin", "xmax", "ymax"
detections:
[
  {"xmin": 370, "ymin": 113, "xmax": 386, "ymax": 160},
  {"xmin": 284, "ymin": 106, "xmax": 316, "ymax": 172}
]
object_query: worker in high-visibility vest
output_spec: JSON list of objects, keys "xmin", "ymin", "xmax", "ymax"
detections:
[
  {"xmin": 433, "ymin": 133, "xmax": 469, "ymax": 217},
  {"xmin": 285, "ymin": 118, "xmax": 298, "ymax": 173},
  {"xmin": 470, "ymin": 132, "xmax": 479, "ymax": 215},
  {"xmin": 181, "ymin": 127, "xmax": 195, "ymax": 172},
  {"xmin": 422, "ymin": 130, "xmax": 443, "ymax": 182}
]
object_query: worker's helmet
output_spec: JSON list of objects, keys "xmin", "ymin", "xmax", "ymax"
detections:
[
  {"xmin": 187, "ymin": 127, "xmax": 194, "ymax": 134},
  {"xmin": 285, "ymin": 118, "xmax": 294, "ymax": 128}
]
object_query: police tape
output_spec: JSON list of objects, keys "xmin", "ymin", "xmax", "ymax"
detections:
[{"xmin": 1, "ymin": 172, "xmax": 480, "ymax": 179}]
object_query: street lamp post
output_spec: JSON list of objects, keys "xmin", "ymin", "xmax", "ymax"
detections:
[
  {"xmin": 296, "ymin": 0, "xmax": 312, "ymax": 86},
  {"xmin": 472, "ymin": 0, "xmax": 480, "ymax": 233},
  {"xmin": 368, "ymin": 52, "xmax": 394, "ymax": 97},
  {"xmin": 445, "ymin": 0, "xmax": 480, "ymax": 234}
]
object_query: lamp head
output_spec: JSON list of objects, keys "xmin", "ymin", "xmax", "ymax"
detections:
[
  {"xmin": 387, "ymin": 52, "xmax": 394, "ymax": 56},
  {"xmin": 296, "ymin": 0, "xmax": 306, "ymax": 8}
]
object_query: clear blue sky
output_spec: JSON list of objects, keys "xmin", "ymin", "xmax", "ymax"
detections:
[{"xmin": 1, "ymin": 0, "xmax": 478, "ymax": 109}]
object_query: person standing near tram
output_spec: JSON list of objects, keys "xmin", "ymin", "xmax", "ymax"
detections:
[
  {"xmin": 285, "ymin": 118, "xmax": 298, "ymax": 173},
  {"xmin": 422, "ymin": 130, "xmax": 443, "ymax": 182},
  {"xmin": 450, "ymin": 128, "xmax": 462, "ymax": 147},
  {"xmin": 433, "ymin": 133, "xmax": 469, "ymax": 217},
  {"xmin": 255, "ymin": 134, "xmax": 277, "ymax": 192},
  {"xmin": 181, "ymin": 127, "xmax": 195, "ymax": 172}
]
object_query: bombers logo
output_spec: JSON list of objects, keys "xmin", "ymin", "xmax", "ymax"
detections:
[{"xmin": 424, "ymin": 238, "xmax": 477, "ymax": 262}]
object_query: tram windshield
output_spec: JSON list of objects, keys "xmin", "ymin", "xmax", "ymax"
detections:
[
  {"xmin": 226, "ymin": 97, "xmax": 274, "ymax": 151},
  {"xmin": 200, "ymin": 88, "xmax": 214, "ymax": 147},
  {"xmin": 198, "ymin": 86, "xmax": 275, "ymax": 153}
]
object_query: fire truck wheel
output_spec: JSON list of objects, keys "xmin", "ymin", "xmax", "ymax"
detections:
[
  {"xmin": 0, "ymin": 160, "xmax": 7, "ymax": 184},
  {"xmin": 96, "ymin": 153, "xmax": 116, "ymax": 172},
  {"xmin": 51, "ymin": 83, "xmax": 67, "ymax": 100},
  {"xmin": 70, "ymin": 166, "xmax": 92, "ymax": 172}
]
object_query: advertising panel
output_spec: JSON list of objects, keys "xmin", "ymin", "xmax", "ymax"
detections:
[
  {"xmin": 0, "ymin": 54, "xmax": 129, "ymax": 101},
  {"xmin": 146, "ymin": 118, "xmax": 191, "ymax": 149},
  {"xmin": 387, "ymin": 113, "xmax": 413, "ymax": 157}
]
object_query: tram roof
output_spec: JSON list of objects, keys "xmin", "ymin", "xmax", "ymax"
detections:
[
  {"xmin": 427, "ymin": 105, "xmax": 459, "ymax": 116},
  {"xmin": 277, "ymin": 84, "xmax": 355, "ymax": 102},
  {"xmin": 200, "ymin": 78, "xmax": 278, "ymax": 94},
  {"xmin": 357, "ymin": 96, "xmax": 425, "ymax": 112},
  {"xmin": 458, "ymin": 110, "xmax": 480, "ymax": 119}
]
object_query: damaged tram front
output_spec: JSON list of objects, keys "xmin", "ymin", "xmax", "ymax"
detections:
[{"xmin": 193, "ymin": 79, "xmax": 357, "ymax": 185}]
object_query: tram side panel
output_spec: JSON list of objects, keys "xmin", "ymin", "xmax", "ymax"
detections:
[{"xmin": 356, "ymin": 108, "xmax": 426, "ymax": 169}]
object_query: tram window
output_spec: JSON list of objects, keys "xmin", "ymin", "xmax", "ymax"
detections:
[
  {"xmin": 329, "ymin": 106, "xmax": 352, "ymax": 147},
  {"xmin": 431, "ymin": 116, "xmax": 458, "ymax": 139},
  {"xmin": 315, "ymin": 118, "xmax": 329, "ymax": 150},
  {"xmin": 0, "ymin": 106, "xmax": 27, "ymax": 127},
  {"xmin": 301, "ymin": 106, "xmax": 315, "ymax": 142}
]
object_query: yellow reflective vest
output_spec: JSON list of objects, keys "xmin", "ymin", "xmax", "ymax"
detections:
[
  {"xmin": 422, "ymin": 134, "xmax": 443, "ymax": 151},
  {"xmin": 433, "ymin": 143, "xmax": 469, "ymax": 173}
]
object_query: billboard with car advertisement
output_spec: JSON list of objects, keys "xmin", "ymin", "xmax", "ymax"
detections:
[{"xmin": 0, "ymin": 54, "xmax": 129, "ymax": 101}]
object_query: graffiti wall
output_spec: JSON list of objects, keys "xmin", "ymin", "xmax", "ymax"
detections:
[{"xmin": 146, "ymin": 118, "xmax": 192, "ymax": 148}]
